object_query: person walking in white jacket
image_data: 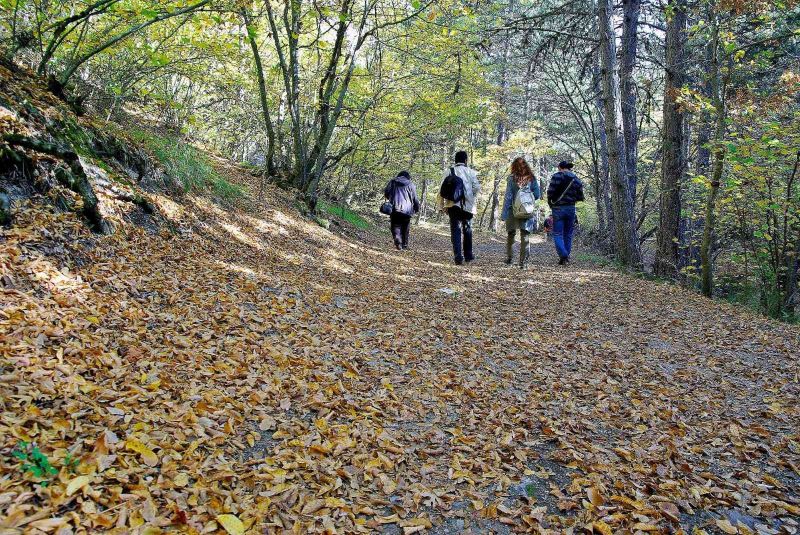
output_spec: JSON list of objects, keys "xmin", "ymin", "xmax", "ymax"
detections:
[{"xmin": 437, "ymin": 151, "xmax": 481, "ymax": 265}]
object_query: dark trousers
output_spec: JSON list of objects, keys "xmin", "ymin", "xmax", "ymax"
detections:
[
  {"xmin": 390, "ymin": 212, "xmax": 411, "ymax": 248},
  {"xmin": 447, "ymin": 206, "xmax": 474, "ymax": 263}
]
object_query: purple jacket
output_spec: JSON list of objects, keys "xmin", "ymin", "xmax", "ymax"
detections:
[{"xmin": 384, "ymin": 175, "xmax": 420, "ymax": 216}]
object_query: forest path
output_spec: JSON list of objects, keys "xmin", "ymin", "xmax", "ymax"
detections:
[
  {"xmin": 234, "ymin": 209, "xmax": 800, "ymax": 534},
  {"xmin": 2, "ymin": 195, "xmax": 799, "ymax": 534}
]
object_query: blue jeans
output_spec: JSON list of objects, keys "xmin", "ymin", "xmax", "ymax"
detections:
[
  {"xmin": 447, "ymin": 207, "xmax": 474, "ymax": 263},
  {"xmin": 552, "ymin": 205, "xmax": 576, "ymax": 259}
]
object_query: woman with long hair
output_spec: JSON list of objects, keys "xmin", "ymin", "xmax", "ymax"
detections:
[{"xmin": 500, "ymin": 157, "xmax": 541, "ymax": 268}]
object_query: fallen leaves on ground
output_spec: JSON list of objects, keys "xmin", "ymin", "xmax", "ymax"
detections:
[{"xmin": 1, "ymin": 174, "xmax": 799, "ymax": 534}]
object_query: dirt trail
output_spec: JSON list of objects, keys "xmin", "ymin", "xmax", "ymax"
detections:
[{"xmin": 1, "ymin": 189, "xmax": 799, "ymax": 534}]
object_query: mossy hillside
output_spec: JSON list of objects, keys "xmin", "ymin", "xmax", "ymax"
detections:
[{"xmin": 127, "ymin": 129, "xmax": 245, "ymax": 201}]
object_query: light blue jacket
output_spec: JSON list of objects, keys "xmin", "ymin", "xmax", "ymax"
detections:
[{"xmin": 501, "ymin": 176, "xmax": 541, "ymax": 232}]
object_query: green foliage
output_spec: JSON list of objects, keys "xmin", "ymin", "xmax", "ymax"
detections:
[
  {"xmin": 524, "ymin": 483, "xmax": 536, "ymax": 497},
  {"xmin": 318, "ymin": 200, "xmax": 370, "ymax": 229},
  {"xmin": 712, "ymin": 82, "xmax": 800, "ymax": 321},
  {"xmin": 719, "ymin": 276, "xmax": 798, "ymax": 324},
  {"xmin": 64, "ymin": 452, "xmax": 80, "ymax": 474},
  {"xmin": 11, "ymin": 441, "xmax": 58, "ymax": 483},
  {"xmin": 575, "ymin": 252, "xmax": 615, "ymax": 268},
  {"xmin": 128, "ymin": 129, "xmax": 245, "ymax": 201},
  {"xmin": 60, "ymin": 116, "xmax": 95, "ymax": 157}
]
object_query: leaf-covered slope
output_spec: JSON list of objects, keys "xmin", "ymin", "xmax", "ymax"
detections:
[{"xmin": 0, "ymin": 58, "xmax": 192, "ymax": 236}]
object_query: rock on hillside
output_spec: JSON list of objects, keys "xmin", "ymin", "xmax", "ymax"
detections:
[{"xmin": 0, "ymin": 58, "xmax": 183, "ymax": 233}]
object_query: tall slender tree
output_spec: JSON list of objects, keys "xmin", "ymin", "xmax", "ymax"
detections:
[
  {"xmin": 620, "ymin": 0, "xmax": 641, "ymax": 197},
  {"xmin": 597, "ymin": 0, "xmax": 641, "ymax": 267},
  {"xmin": 654, "ymin": 0, "xmax": 688, "ymax": 277},
  {"xmin": 241, "ymin": 8, "xmax": 277, "ymax": 180},
  {"xmin": 700, "ymin": 16, "xmax": 730, "ymax": 297}
]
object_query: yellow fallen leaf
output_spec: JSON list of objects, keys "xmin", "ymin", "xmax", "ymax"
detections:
[
  {"xmin": 216, "ymin": 514, "xmax": 245, "ymax": 535},
  {"xmin": 66, "ymin": 475, "xmax": 91, "ymax": 496},
  {"xmin": 610, "ymin": 495, "xmax": 644, "ymax": 510},
  {"xmin": 593, "ymin": 520, "xmax": 613, "ymax": 535},
  {"xmin": 613, "ymin": 447, "xmax": 633, "ymax": 461},
  {"xmin": 400, "ymin": 517, "xmax": 432, "ymax": 528},
  {"xmin": 125, "ymin": 439, "xmax": 159, "ymax": 467},
  {"xmin": 376, "ymin": 514, "xmax": 400, "ymax": 524},
  {"xmin": 309, "ymin": 443, "xmax": 331, "ymax": 454},
  {"xmin": 259, "ymin": 416, "xmax": 277, "ymax": 431},
  {"xmin": 29, "ymin": 518, "xmax": 67, "ymax": 530},
  {"xmin": 301, "ymin": 498, "xmax": 326, "ymax": 514},
  {"xmin": 778, "ymin": 501, "xmax": 800, "ymax": 515},
  {"xmin": 586, "ymin": 486, "xmax": 604, "ymax": 506},
  {"xmin": 263, "ymin": 482, "xmax": 294, "ymax": 496},
  {"xmin": 324, "ymin": 497, "xmax": 347, "ymax": 508},
  {"xmin": 174, "ymin": 473, "xmax": 189, "ymax": 487},
  {"xmin": 716, "ymin": 518, "xmax": 738, "ymax": 534}
]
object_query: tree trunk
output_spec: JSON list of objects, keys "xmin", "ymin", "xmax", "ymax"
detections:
[
  {"xmin": 680, "ymin": 19, "xmax": 715, "ymax": 275},
  {"xmin": 700, "ymin": 153, "xmax": 722, "ymax": 297},
  {"xmin": 654, "ymin": 0, "xmax": 687, "ymax": 278},
  {"xmin": 700, "ymin": 22, "xmax": 728, "ymax": 298},
  {"xmin": 487, "ymin": 174, "xmax": 501, "ymax": 233},
  {"xmin": 598, "ymin": 0, "xmax": 641, "ymax": 268},
  {"xmin": 621, "ymin": 0, "xmax": 640, "ymax": 198},
  {"xmin": 592, "ymin": 60, "xmax": 613, "ymax": 249},
  {"xmin": 265, "ymin": 0, "xmax": 305, "ymax": 187},
  {"xmin": 416, "ymin": 178, "xmax": 428, "ymax": 224},
  {"xmin": 241, "ymin": 10, "xmax": 277, "ymax": 179},
  {"xmin": 780, "ymin": 151, "xmax": 800, "ymax": 314}
]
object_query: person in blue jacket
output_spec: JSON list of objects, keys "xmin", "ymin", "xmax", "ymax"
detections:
[
  {"xmin": 546, "ymin": 161, "xmax": 584, "ymax": 265},
  {"xmin": 501, "ymin": 157, "xmax": 541, "ymax": 268},
  {"xmin": 384, "ymin": 171, "xmax": 420, "ymax": 250}
]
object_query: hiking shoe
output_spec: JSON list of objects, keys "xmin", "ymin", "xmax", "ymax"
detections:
[
  {"xmin": 395, "ymin": 243, "xmax": 402, "ymax": 250},
  {"xmin": 558, "ymin": 257, "xmax": 567, "ymax": 265},
  {"xmin": 455, "ymin": 259, "xmax": 464, "ymax": 266},
  {"xmin": 503, "ymin": 258, "xmax": 512, "ymax": 265}
]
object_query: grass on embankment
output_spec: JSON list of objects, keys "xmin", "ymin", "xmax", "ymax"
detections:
[
  {"xmin": 128, "ymin": 129, "xmax": 245, "ymax": 201},
  {"xmin": 318, "ymin": 200, "xmax": 371, "ymax": 229}
]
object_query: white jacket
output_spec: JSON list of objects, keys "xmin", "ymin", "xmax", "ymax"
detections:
[{"xmin": 438, "ymin": 163, "xmax": 481, "ymax": 214}]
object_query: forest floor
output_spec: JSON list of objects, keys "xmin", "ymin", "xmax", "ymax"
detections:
[{"xmin": 2, "ymin": 165, "xmax": 800, "ymax": 535}]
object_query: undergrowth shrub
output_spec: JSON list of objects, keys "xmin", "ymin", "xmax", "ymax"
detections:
[
  {"xmin": 128, "ymin": 129, "xmax": 245, "ymax": 200},
  {"xmin": 318, "ymin": 200, "xmax": 370, "ymax": 229}
]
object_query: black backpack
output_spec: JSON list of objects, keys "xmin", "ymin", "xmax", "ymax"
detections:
[{"xmin": 440, "ymin": 167, "xmax": 466, "ymax": 205}]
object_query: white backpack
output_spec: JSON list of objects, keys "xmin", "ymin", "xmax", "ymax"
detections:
[{"xmin": 513, "ymin": 184, "xmax": 537, "ymax": 219}]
